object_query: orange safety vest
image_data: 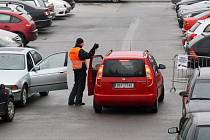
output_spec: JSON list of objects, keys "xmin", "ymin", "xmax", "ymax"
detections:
[{"xmin": 69, "ymin": 47, "xmax": 86, "ymax": 69}]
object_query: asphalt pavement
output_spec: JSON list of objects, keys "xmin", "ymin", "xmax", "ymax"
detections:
[{"xmin": 0, "ymin": 2, "xmax": 185, "ymax": 140}]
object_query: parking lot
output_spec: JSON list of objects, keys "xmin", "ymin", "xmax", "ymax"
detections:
[{"xmin": 0, "ymin": 2, "xmax": 185, "ymax": 140}]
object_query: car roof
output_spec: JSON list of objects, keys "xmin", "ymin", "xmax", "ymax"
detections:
[
  {"xmin": 0, "ymin": 47, "xmax": 34, "ymax": 54},
  {"xmin": 197, "ymin": 67, "xmax": 210, "ymax": 79},
  {"xmin": 192, "ymin": 112, "xmax": 210, "ymax": 125},
  {"xmin": 0, "ymin": 9, "xmax": 20, "ymax": 15},
  {"xmin": 188, "ymin": 100, "xmax": 210, "ymax": 114},
  {"xmin": 105, "ymin": 51, "xmax": 147, "ymax": 59}
]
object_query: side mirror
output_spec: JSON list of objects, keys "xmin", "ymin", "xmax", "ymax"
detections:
[
  {"xmin": 179, "ymin": 91, "xmax": 189, "ymax": 97},
  {"xmin": 158, "ymin": 64, "xmax": 166, "ymax": 69},
  {"xmin": 168, "ymin": 127, "xmax": 179, "ymax": 134},
  {"xmin": 32, "ymin": 66, "xmax": 40, "ymax": 72}
]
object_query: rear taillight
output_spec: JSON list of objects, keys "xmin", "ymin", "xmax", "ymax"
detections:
[
  {"xmin": 44, "ymin": 10, "xmax": 50, "ymax": 16},
  {"xmin": 189, "ymin": 33, "xmax": 197, "ymax": 41},
  {"xmin": 189, "ymin": 48, "xmax": 198, "ymax": 60},
  {"xmin": 145, "ymin": 65, "xmax": 153, "ymax": 87},
  {"xmin": 96, "ymin": 65, "xmax": 103, "ymax": 86},
  {"xmin": 25, "ymin": 24, "xmax": 31, "ymax": 27}
]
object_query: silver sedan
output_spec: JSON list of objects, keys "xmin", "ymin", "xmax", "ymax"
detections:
[{"xmin": 0, "ymin": 47, "xmax": 68, "ymax": 106}]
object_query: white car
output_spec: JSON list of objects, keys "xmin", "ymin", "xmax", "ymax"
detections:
[
  {"xmin": 0, "ymin": 29, "xmax": 23, "ymax": 47},
  {"xmin": 47, "ymin": 0, "xmax": 71, "ymax": 17},
  {"xmin": 0, "ymin": 47, "xmax": 68, "ymax": 106}
]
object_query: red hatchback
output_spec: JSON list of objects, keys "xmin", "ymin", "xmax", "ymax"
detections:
[
  {"xmin": 0, "ymin": 10, "xmax": 38, "ymax": 45},
  {"xmin": 88, "ymin": 51, "xmax": 166, "ymax": 113},
  {"xmin": 182, "ymin": 11, "xmax": 210, "ymax": 34}
]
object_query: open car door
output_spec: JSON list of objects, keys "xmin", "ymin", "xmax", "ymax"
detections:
[
  {"xmin": 88, "ymin": 55, "xmax": 103, "ymax": 96},
  {"xmin": 29, "ymin": 52, "xmax": 68, "ymax": 93}
]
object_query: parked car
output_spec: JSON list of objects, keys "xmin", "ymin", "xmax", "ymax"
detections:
[
  {"xmin": 0, "ymin": 84, "xmax": 15, "ymax": 122},
  {"xmin": 179, "ymin": 67, "xmax": 210, "ymax": 117},
  {"xmin": 0, "ymin": 3, "xmax": 29, "ymax": 16},
  {"xmin": 21, "ymin": 0, "xmax": 55, "ymax": 19},
  {"xmin": 0, "ymin": 29, "xmax": 23, "ymax": 47},
  {"xmin": 0, "ymin": 0, "xmax": 52, "ymax": 29},
  {"xmin": 43, "ymin": 0, "xmax": 55, "ymax": 19},
  {"xmin": 63, "ymin": 0, "xmax": 75, "ymax": 10},
  {"xmin": 0, "ymin": 10, "xmax": 37, "ymax": 45},
  {"xmin": 178, "ymin": 1, "xmax": 210, "ymax": 12},
  {"xmin": 176, "ymin": 0, "xmax": 207, "ymax": 11},
  {"xmin": 0, "ymin": 47, "xmax": 68, "ymax": 107},
  {"xmin": 87, "ymin": 51, "xmax": 166, "ymax": 113},
  {"xmin": 47, "ymin": 0, "xmax": 71, "ymax": 17},
  {"xmin": 168, "ymin": 112, "xmax": 210, "ymax": 140},
  {"xmin": 182, "ymin": 11, "xmax": 210, "ymax": 33},
  {"xmin": 183, "ymin": 19, "xmax": 210, "ymax": 46}
]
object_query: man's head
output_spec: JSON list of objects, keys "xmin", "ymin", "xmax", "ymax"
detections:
[{"xmin": 76, "ymin": 38, "xmax": 84, "ymax": 48}]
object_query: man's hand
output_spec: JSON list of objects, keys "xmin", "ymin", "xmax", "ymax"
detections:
[{"xmin": 93, "ymin": 43, "xmax": 99, "ymax": 50}]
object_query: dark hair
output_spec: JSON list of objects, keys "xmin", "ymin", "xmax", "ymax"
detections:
[{"xmin": 76, "ymin": 38, "xmax": 84, "ymax": 45}]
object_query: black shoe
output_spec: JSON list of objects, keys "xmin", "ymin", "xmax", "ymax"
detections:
[
  {"xmin": 68, "ymin": 102, "xmax": 75, "ymax": 106},
  {"xmin": 75, "ymin": 103, "xmax": 85, "ymax": 106}
]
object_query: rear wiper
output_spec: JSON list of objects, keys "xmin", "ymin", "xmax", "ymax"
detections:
[{"xmin": 191, "ymin": 98, "xmax": 210, "ymax": 100}]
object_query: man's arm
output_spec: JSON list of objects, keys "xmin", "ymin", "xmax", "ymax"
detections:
[{"xmin": 78, "ymin": 44, "xmax": 99, "ymax": 60}]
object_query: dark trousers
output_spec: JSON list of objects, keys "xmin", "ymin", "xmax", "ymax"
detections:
[{"xmin": 68, "ymin": 70, "xmax": 87, "ymax": 104}]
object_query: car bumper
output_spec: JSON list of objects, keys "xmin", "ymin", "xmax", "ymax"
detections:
[
  {"xmin": 35, "ymin": 19, "xmax": 52, "ymax": 29},
  {"xmin": 55, "ymin": 8, "xmax": 71, "ymax": 17},
  {"xmin": 11, "ymin": 89, "xmax": 22, "ymax": 102},
  {"xmin": 94, "ymin": 93, "xmax": 156, "ymax": 107},
  {"xmin": 27, "ymin": 29, "xmax": 38, "ymax": 42}
]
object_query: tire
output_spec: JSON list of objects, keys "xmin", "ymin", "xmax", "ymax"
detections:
[
  {"xmin": 151, "ymin": 99, "xmax": 158, "ymax": 113},
  {"xmin": 93, "ymin": 100, "xmax": 102, "ymax": 113},
  {"xmin": 158, "ymin": 86, "xmax": 164, "ymax": 102},
  {"xmin": 39, "ymin": 91, "xmax": 49, "ymax": 97},
  {"xmin": 16, "ymin": 32, "xmax": 27, "ymax": 46},
  {"xmin": 2, "ymin": 98, "xmax": 15, "ymax": 122},
  {"xmin": 19, "ymin": 86, "xmax": 28, "ymax": 107}
]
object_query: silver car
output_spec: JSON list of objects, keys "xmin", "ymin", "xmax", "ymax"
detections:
[{"xmin": 0, "ymin": 47, "xmax": 68, "ymax": 106}]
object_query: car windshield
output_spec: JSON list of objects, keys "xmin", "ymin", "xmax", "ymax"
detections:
[
  {"xmin": 16, "ymin": 6, "xmax": 28, "ymax": 15},
  {"xmin": 191, "ymin": 80, "xmax": 210, "ymax": 99},
  {"xmin": 0, "ymin": 54, "xmax": 25, "ymax": 70},
  {"xmin": 196, "ymin": 126, "xmax": 210, "ymax": 140},
  {"xmin": 190, "ymin": 22, "xmax": 201, "ymax": 32},
  {"xmin": 194, "ymin": 11, "xmax": 210, "ymax": 19},
  {"xmin": 103, "ymin": 59, "xmax": 146, "ymax": 77}
]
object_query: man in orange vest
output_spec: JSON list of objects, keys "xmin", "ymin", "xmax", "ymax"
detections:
[{"xmin": 68, "ymin": 38, "xmax": 99, "ymax": 106}]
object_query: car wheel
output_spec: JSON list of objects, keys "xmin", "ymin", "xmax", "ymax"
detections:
[
  {"xmin": 16, "ymin": 33, "xmax": 27, "ymax": 46},
  {"xmin": 151, "ymin": 99, "xmax": 158, "ymax": 113},
  {"xmin": 93, "ymin": 100, "xmax": 102, "ymax": 113},
  {"xmin": 158, "ymin": 86, "xmax": 164, "ymax": 102},
  {"xmin": 39, "ymin": 91, "xmax": 49, "ymax": 97},
  {"xmin": 2, "ymin": 98, "xmax": 15, "ymax": 122},
  {"xmin": 19, "ymin": 86, "xmax": 28, "ymax": 107}
]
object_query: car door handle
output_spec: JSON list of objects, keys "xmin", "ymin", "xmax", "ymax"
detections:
[{"xmin": 59, "ymin": 71, "xmax": 65, "ymax": 74}]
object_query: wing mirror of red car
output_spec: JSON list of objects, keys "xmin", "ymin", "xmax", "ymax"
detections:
[
  {"xmin": 168, "ymin": 127, "xmax": 179, "ymax": 134},
  {"xmin": 158, "ymin": 64, "xmax": 166, "ymax": 69},
  {"xmin": 179, "ymin": 91, "xmax": 189, "ymax": 97}
]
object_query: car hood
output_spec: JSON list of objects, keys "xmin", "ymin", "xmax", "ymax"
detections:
[
  {"xmin": 187, "ymin": 100, "xmax": 210, "ymax": 114},
  {"xmin": 0, "ymin": 70, "xmax": 27, "ymax": 85}
]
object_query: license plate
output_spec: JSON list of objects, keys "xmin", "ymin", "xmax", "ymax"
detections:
[{"xmin": 114, "ymin": 83, "xmax": 134, "ymax": 89}]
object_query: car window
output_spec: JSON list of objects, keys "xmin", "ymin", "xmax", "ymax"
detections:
[
  {"xmin": 190, "ymin": 22, "xmax": 201, "ymax": 32},
  {"xmin": 26, "ymin": 53, "xmax": 34, "ymax": 71},
  {"xmin": 92, "ymin": 56, "xmax": 103, "ymax": 70},
  {"xmin": 0, "ymin": 54, "xmax": 25, "ymax": 70},
  {"xmin": 16, "ymin": 6, "xmax": 28, "ymax": 15},
  {"xmin": 0, "ymin": 7, "xmax": 12, "ymax": 11},
  {"xmin": 30, "ymin": 50, "xmax": 42, "ymax": 65},
  {"xmin": 148, "ymin": 55, "xmax": 159, "ymax": 74},
  {"xmin": 23, "ymin": 0, "xmax": 37, "ymax": 7},
  {"xmin": 196, "ymin": 126, "xmax": 210, "ymax": 140},
  {"xmin": 38, "ymin": 52, "xmax": 67, "ymax": 70},
  {"xmin": 103, "ymin": 59, "xmax": 146, "ymax": 77},
  {"xmin": 191, "ymin": 80, "xmax": 210, "ymax": 99},
  {"xmin": 193, "ymin": 37, "xmax": 210, "ymax": 55},
  {"xmin": 180, "ymin": 118, "xmax": 192, "ymax": 140},
  {"xmin": 0, "ymin": 14, "xmax": 11, "ymax": 23},
  {"xmin": 204, "ymin": 25, "xmax": 210, "ymax": 32},
  {"xmin": 10, "ymin": 16, "xmax": 21, "ymax": 23}
]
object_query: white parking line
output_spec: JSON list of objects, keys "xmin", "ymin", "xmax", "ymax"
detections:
[{"xmin": 121, "ymin": 17, "xmax": 140, "ymax": 51}]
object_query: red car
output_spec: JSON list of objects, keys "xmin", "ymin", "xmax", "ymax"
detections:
[
  {"xmin": 182, "ymin": 11, "xmax": 210, "ymax": 34},
  {"xmin": 0, "ymin": 10, "xmax": 38, "ymax": 45},
  {"xmin": 88, "ymin": 51, "xmax": 166, "ymax": 113}
]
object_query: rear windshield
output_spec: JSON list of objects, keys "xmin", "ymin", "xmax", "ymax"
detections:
[
  {"xmin": 103, "ymin": 59, "xmax": 146, "ymax": 77},
  {"xmin": 196, "ymin": 126, "xmax": 210, "ymax": 140},
  {"xmin": 190, "ymin": 22, "xmax": 201, "ymax": 32},
  {"xmin": 191, "ymin": 80, "xmax": 210, "ymax": 99}
]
